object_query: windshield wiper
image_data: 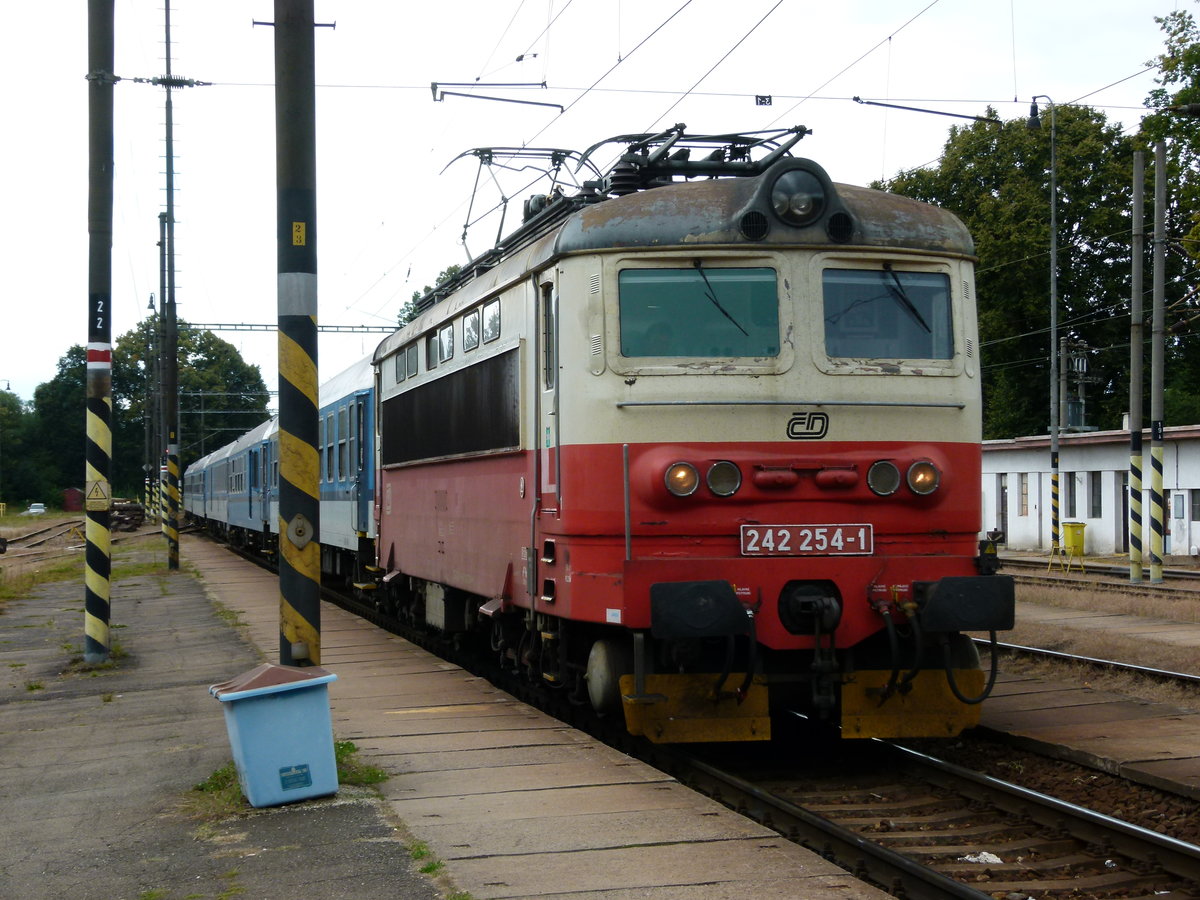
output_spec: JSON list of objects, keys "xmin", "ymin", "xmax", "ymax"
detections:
[
  {"xmin": 882, "ymin": 262, "xmax": 931, "ymax": 333},
  {"xmin": 694, "ymin": 259, "xmax": 749, "ymax": 336}
]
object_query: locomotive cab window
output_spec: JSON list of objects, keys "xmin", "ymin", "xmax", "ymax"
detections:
[
  {"xmin": 618, "ymin": 267, "xmax": 778, "ymax": 358},
  {"xmin": 823, "ymin": 268, "xmax": 953, "ymax": 360},
  {"xmin": 463, "ymin": 309, "xmax": 480, "ymax": 352}
]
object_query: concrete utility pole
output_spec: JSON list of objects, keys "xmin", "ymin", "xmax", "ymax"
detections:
[
  {"xmin": 1150, "ymin": 142, "xmax": 1167, "ymax": 583},
  {"xmin": 84, "ymin": 0, "xmax": 115, "ymax": 664},
  {"xmin": 1129, "ymin": 151, "xmax": 1144, "ymax": 583},
  {"xmin": 274, "ymin": 0, "xmax": 322, "ymax": 665}
]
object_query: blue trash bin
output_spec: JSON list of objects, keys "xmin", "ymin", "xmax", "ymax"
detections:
[{"xmin": 209, "ymin": 663, "xmax": 339, "ymax": 808}]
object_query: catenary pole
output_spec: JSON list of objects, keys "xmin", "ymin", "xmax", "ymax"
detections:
[
  {"xmin": 275, "ymin": 0, "xmax": 321, "ymax": 665},
  {"xmin": 1149, "ymin": 142, "xmax": 1166, "ymax": 583},
  {"xmin": 84, "ymin": 0, "xmax": 115, "ymax": 664},
  {"xmin": 161, "ymin": 0, "xmax": 181, "ymax": 570},
  {"xmin": 1129, "ymin": 151, "xmax": 1144, "ymax": 583}
]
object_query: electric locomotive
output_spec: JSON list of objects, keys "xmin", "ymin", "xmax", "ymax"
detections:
[{"xmin": 371, "ymin": 125, "xmax": 1014, "ymax": 741}]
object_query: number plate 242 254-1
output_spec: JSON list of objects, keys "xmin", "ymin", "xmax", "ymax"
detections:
[{"xmin": 740, "ymin": 524, "xmax": 873, "ymax": 556}]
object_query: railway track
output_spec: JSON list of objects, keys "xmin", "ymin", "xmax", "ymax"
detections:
[
  {"xmin": 210, "ymin": 536, "xmax": 1200, "ymax": 898},
  {"xmin": 665, "ymin": 738, "xmax": 1200, "ymax": 899},
  {"xmin": 1003, "ymin": 554, "xmax": 1200, "ymax": 598}
]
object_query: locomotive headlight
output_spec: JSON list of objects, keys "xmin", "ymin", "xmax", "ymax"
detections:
[
  {"xmin": 867, "ymin": 460, "xmax": 901, "ymax": 496},
  {"xmin": 770, "ymin": 169, "xmax": 826, "ymax": 226},
  {"xmin": 665, "ymin": 462, "xmax": 700, "ymax": 497},
  {"xmin": 706, "ymin": 461, "xmax": 742, "ymax": 497},
  {"xmin": 907, "ymin": 461, "xmax": 941, "ymax": 495}
]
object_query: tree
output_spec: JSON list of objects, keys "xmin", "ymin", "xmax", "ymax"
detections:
[
  {"xmin": 881, "ymin": 106, "xmax": 1135, "ymax": 439},
  {"xmin": 0, "ymin": 388, "xmax": 45, "ymax": 507},
  {"xmin": 403, "ymin": 264, "xmax": 462, "ymax": 325},
  {"xmin": 1139, "ymin": 5, "xmax": 1200, "ymax": 426},
  {"xmin": 114, "ymin": 319, "xmax": 271, "ymax": 489},
  {"xmin": 28, "ymin": 346, "xmax": 89, "ymax": 502},
  {"xmin": 27, "ymin": 323, "xmax": 270, "ymax": 500}
]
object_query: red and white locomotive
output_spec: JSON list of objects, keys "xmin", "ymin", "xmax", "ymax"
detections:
[{"xmin": 371, "ymin": 127, "xmax": 1013, "ymax": 742}]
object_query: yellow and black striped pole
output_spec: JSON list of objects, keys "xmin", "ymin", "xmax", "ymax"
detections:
[
  {"xmin": 84, "ymin": 0, "xmax": 115, "ymax": 665},
  {"xmin": 1149, "ymin": 142, "xmax": 1167, "ymax": 585},
  {"xmin": 1128, "ymin": 150, "xmax": 1144, "ymax": 584},
  {"xmin": 275, "ymin": 0, "xmax": 321, "ymax": 665}
]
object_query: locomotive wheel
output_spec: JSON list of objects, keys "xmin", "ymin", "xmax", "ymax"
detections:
[{"xmin": 585, "ymin": 638, "xmax": 632, "ymax": 715}]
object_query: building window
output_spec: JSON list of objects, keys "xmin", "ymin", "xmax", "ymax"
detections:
[
  {"xmin": 1019, "ymin": 473, "xmax": 1028, "ymax": 516},
  {"xmin": 1089, "ymin": 472, "xmax": 1102, "ymax": 518},
  {"xmin": 1062, "ymin": 471, "xmax": 1076, "ymax": 519},
  {"xmin": 1191, "ymin": 489, "xmax": 1200, "ymax": 521}
]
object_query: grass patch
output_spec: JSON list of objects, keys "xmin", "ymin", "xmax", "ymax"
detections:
[
  {"xmin": 178, "ymin": 739, "xmax": 389, "ymax": 820},
  {"xmin": 334, "ymin": 739, "xmax": 389, "ymax": 785}
]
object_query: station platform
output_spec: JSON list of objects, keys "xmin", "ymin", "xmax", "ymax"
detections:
[
  {"xmin": 979, "ymin": 605, "xmax": 1200, "ymax": 800},
  {"xmin": 0, "ymin": 533, "xmax": 889, "ymax": 900}
]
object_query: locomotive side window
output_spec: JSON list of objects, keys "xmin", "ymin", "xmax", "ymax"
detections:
[
  {"xmin": 438, "ymin": 323, "xmax": 455, "ymax": 363},
  {"xmin": 823, "ymin": 268, "xmax": 953, "ymax": 360},
  {"xmin": 483, "ymin": 299, "xmax": 501, "ymax": 342},
  {"xmin": 405, "ymin": 344, "xmax": 419, "ymax": 378},
  {"xmin": 426, "ymin": 334, "xmax": 439, "ymax": 370},
  {"xmin": 618, "ymin": 267, "xmax": 778, "ymax": 358},
  {"xmin": 394, "ymin": 353, "xmax": 405, "ymax": 384},
  {"xmin": 463, "ymin": 309, "xmax": 480, "ymax": 351}
]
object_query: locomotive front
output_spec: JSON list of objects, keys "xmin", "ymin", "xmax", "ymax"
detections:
[{"xmin": 373, "ymin": 128, "xmax": 1013, "ymax": 744}]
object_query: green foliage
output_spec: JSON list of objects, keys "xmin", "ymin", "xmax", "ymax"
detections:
[
  {"xmin": 883, "ymin": 106, "xmax": 1135, "ymax": 439},
  {"xmin": 115, "ymin": 318, "xmax": 271, "ymax": 487},
  {"xmin": 18, "ymin": 321, "xmax": 270, "ymax": 501},
  {"xmin": 403, "ymin": 264, "xmax": 463, "ymax": 325}
]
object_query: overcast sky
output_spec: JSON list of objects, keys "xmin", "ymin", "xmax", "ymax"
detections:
[{"xmin": 0, "ymin": 0, "xmax": 1184, "ymax": 410}]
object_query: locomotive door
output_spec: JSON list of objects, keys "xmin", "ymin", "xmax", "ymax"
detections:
[{"xmin": 537, "ymin": 277, "xmax": 560, "ymax": 520}]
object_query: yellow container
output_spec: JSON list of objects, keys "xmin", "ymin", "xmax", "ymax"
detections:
[{"xmin": 1062, "ymin": 521, "xmax": 1086, "ymax": 556}]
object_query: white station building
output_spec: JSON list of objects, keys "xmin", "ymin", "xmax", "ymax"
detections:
[{"xmin": 981, "ymin": 425, "xmax": 1200, "ymax": 557}]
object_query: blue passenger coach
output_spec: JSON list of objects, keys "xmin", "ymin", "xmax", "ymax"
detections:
[{"xmin": 183, "ymin": 355, "xmax": 376, "ymax": 582}]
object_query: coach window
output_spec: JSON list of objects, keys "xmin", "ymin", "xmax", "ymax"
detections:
[
  {"xmin": 619, "ymin": 267, "xmax": 778, "ymax": 357},
  {"xmin": 463, "ymin": 309, "xmax": 480, "ymax": 351},
  {"xmin": 338, "ymin": 406, "xmax": 349, "ymax": 480},
  {"xmin": 326, "ymin": 412, "xmax": 335, "ymax": 481},
  {"xmin": 823, "ymin": 268, "xmax": 952, "ymax": 360},
  {"xmin": 406, "ymin": 343, "xmax": 419, "ymax": 378},
  {"xmin": 483, "ymin": 299, "xmax": 501, "ymax": 342},
  {"xmin": 438, "ymin": 323, "xmax": 454, "ymax": 363}
]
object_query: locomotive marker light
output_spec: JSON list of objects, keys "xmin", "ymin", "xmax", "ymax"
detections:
[
  {"xmin": 665, "ymin": 462, "xmax": 700, "ymax": 497},
  {"xmin": 906, "ymin": 461, "xmax": 940, "ymax": 495},
  {"xmin": 770, "ymin": 169, "xmax": 826, "ymax": 226},
  {"xmin": 706, "ymin": 461, "xmax": 742, "ymax": 497},
  {"xmin": 866, "ymin": 460, "xmax": 902, "ymax": 496}
]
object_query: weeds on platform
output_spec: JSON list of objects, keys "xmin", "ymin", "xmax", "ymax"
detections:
[{"xmin": 179, "ymin": 739, "xmax": 389, "ymax": 821}]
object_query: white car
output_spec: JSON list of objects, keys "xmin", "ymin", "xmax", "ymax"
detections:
[{"xmin": 20, "ymin": 503, "xmax": 46, "ymax": 516}]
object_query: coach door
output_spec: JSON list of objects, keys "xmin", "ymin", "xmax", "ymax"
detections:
[{"xmin": 352, "ymin": 392, "xmax": 370, "ymax": 534}]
